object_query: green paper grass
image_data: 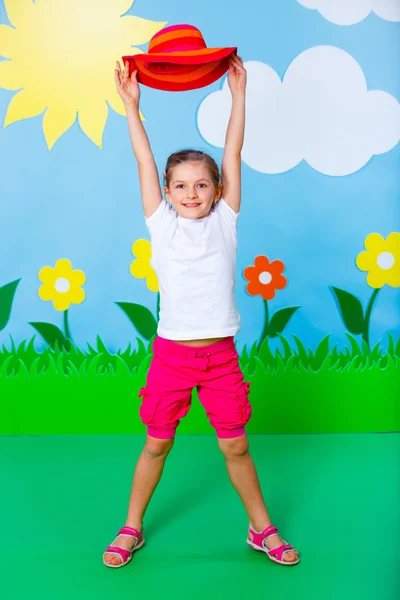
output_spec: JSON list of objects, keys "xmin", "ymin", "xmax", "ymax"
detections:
[{"xmin": 1, "ymin": 334, "xmax": 399, "ymax": 434}]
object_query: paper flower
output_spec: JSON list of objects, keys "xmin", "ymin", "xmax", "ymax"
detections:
[
  {"xmin": 356, "ymin": 233, "xmax": 400, "ymax": 289},
  {"xmin": 244, "ymin": 255, "xmax": 287, "ymax": 300},
  {"xmin": 38, "ymin": 259, "xmax": 86, "ymax": 311},
  {"xmin": 243, "ymin": 255, "xmax": 298, "ymax": 349},
  {"xmin": 130, "ymin": 239, "xmax": 159, "ymax": 292}
]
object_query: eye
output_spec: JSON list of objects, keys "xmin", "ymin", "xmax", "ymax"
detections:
[
  {"xmin": 176, "ymin": 184, "xmax": 184, "ymax": 189},
  {"xmin": 198, "ymin": 183, "xmax": 207, "ymax": 188}
]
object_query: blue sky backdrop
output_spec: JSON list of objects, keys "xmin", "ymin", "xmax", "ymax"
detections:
[{"xmin": 0, "ymin": 0, "xmax": 399, "ymax": 352}]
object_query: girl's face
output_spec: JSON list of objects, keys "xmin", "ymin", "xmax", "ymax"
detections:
[{"xmin": 164, "ymin": 161, "xmax": 221, "ymax": 219}]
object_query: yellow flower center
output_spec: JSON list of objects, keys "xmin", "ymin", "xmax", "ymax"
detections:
[
  {"xmin": 55, "ymin": 278, "xmax": 71, "ymax": 293},
  {"xmin": 259, "ymin": 271, "xmax": 272, "ymax": 285},
  {"xmin": 377, "ymin": 252, "xmax": 394, "ymax": 270}
]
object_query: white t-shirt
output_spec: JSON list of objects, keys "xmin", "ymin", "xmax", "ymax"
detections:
[{"xmin": 145, "ymin": 199, "xmax": 241, "ymax": 340}]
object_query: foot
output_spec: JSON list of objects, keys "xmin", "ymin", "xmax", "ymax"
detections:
[
  {"xmin": 248, "ymin": 525, "xmax": 299, "ymax": 563},
  {"xmin": 103, "ymin": 525, "xmax": 143, "ymax": 567},
  {"xmin": 260, "ymin": 531, "xmax": 298, "ymax": 562}
]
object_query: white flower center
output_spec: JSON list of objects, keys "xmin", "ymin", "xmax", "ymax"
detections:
[
  {"xmin": 377, "ymin": 252, "xmax": 394, "ymax": 270},
  {"xmin": 55, "ymin": 278, "xmax": 70, "ymax": 293},
  {"xmin": 259, "ymin": 271, "xmax": 272, "ymax": 285}
]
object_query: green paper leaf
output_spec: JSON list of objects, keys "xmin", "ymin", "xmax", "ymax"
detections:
[
  {"xmin": 331, "ymin": 287, "xmax": 364, "ymax": 335},
  {"xmin": 116, "ymin": 302, "xmax": 157, "ymax": 341},
  {"xmin": 276, "ymin": 333, "xmax": 293, "ymax": 361},
  {"xmin": 395, "ymin": 337, "xmax": 400, "ymax": 360},
  {"xmin": 267, "ymin": 307, "xmax": 300, "ymax": 338},
  {"xmin": 29, "ymin": 322, "xmax": 67, "ymax": 349},
  {"xmin": 0, "ymin": 278, "xmax": 21, "ymax": 332},
  {"xmin": 387, "ymin": 332, "xmax": 395, "ymax": 356},
  {"xmin": 345, "ymin": 333, "xmax": 361, "ymax": 358},
  {"xmin": 258, "ymin": 336, "xmax": 275, "ymax": 368},
  {"xmin": 314, "ymin": 334, "xmax": 330, "ymax": 370}
]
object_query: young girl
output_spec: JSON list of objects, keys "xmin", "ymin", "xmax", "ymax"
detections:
[{"xmin": 104, "ymin": 56, "xmax": 300, "ymax": 568}]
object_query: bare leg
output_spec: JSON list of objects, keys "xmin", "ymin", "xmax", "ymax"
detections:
[
  {"xmin": 218, "ymin": 434, "xmax": 298, "ymax": 563},
  {"xmin": 104, "ymin": 435, "xmax": 174, "ymax": 566}
]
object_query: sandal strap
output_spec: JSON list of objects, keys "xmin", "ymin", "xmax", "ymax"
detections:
[
  {"xmin": 248, "ymin": 524, "xmax": 278, "ymax": 546},
  {"xmin": 268, "ymin": 543, "xmax": 295, "ymax": 562},
  {"xmin": 104, "ymin": 546, "xmax": 132, "ymax": 563},
  {"xmin": 263, "ymin": 525, "xmax": 279, "ymax": 538},
  {"xmin": 118, "ymin": 526, "xmax": 141, "ymax": 538},
  {"xmin": 105, "ymin": 526, "xmax": 143, "ymax": 561}
]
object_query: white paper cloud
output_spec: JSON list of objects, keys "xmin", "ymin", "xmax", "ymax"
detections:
[
  {"xmin": 197, "ymin": 48, "xmax": 400, "ymax": 177},
  {"xmin": 297, "ymin": 0, "xmax": 400, "ymax": 25}
]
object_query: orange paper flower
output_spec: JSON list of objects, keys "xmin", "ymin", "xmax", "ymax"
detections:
[{"xmin": 244, "ymin": 256, "xmax": 287, "ymax": 300}]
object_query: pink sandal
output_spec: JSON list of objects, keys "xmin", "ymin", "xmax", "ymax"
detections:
[
  {"xmin": 103, "ymin": 526, "xmax": 145, "ymax": 568},
  {"xmin": 247, "ymin": 525, "xmax": 300, "ymax": 566}
]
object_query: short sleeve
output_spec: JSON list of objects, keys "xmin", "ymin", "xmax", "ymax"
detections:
[
  {"xmin": 214, "ymin": 198, "xmax": 240, "ymax": 226},
  {"xmin": 145, "ymin": 200, "xmax": 177, "ymax": 235}
]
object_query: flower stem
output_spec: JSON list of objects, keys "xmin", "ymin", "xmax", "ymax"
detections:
[
  {"xmin": 257, "ymin": 299, "xmax": 269, "ymax": 351},
  {"xmin": 63, "ymin": 309, "xmax": 72, "ymax": 340},
  {"xmin": 156, "ymin": 293, "xmax": 160, "ymax": 323},
  {"xmin": 363, "ymin": 288, "xmax": 380, "ymax": 349}
]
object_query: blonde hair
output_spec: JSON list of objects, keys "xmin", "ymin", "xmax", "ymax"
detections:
[{"xmin": 164, "ymin": 150, "xmax": 220, "ymax": 189}]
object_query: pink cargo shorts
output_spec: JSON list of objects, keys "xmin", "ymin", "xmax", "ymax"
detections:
[{"xmin": 138, "ymin": 336, "xmax": 252, "ymax": 439}]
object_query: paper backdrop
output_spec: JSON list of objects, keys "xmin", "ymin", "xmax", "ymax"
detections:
[{"xmin": 0, "ymin": 0, "xmax": 399, "ymax": 434}]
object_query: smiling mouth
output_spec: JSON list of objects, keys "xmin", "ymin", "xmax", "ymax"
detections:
[{"xmin": 183, "ymin": 203, "xmax": 201, "ymax": 208}]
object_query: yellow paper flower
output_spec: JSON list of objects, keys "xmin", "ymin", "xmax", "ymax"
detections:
[
  {"xmin": 130, "ymin": 239, "xmax": 159, "ymax": 292},
  {"xmin": 356, "ymin": 233, "xmax": 400, "ymax": 288},
  {"xmin": 38, "ymin": 259, "xmax": 86, "ymax": 311},
  {"xmin": 0, "ymin": 0, "xmax": 165, "ymax": 149}
]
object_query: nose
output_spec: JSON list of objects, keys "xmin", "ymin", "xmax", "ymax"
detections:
[{"xmin": 186, "ymin": 189, "xmax": 198, "ymax": 199}]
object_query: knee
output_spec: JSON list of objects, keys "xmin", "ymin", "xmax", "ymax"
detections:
[
  {"xmin": 218, "ymin": 435, "xmax": 249, "ymax": 459},
  {"xmin": 144, "ymin": 436, "xmax": 174, "ymax": 459}
]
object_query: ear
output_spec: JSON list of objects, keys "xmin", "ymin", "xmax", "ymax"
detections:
[
  {"xmin": 214, "ymin": 183, "xmax": 223, "ymax": 202},
  {"xmin": 164, "ymin": 185, "xmax": 171, "ymax": 201}
]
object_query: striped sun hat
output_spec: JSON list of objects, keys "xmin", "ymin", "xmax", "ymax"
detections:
[{"xmin": 122, "ymin": 24, "xmax": 237, "ymax": 92}]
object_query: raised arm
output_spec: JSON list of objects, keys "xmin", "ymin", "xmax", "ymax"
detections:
[
  {"xmin": 221, "ymin": 56, "xmax": 247, "ymax": 214},
  {"xmin": 115, "ymin": 61, "xmax": 162, "ymax": 218}
]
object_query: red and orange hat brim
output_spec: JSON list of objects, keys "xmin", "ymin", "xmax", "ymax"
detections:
[{"xmin": 122, "ymin": 47, "xmax": 237, "ymax": 92}]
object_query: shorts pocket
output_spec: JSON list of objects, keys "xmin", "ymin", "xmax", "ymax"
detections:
[
  {"xmin": 138, "ymin": 387, "xmax": 162, "ymax": 425},
  {"xmin": 238, "ymin": 381, "xmax": 252, "ymax": 423}
]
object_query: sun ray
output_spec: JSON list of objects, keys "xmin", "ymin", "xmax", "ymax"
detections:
[
  {"xmin": 78, "ymin": 100, "xmax": 109, "ymax": 148},
  {"xmin": 106, "ymin": 82, "xmax": 145, "ymax": 121},
  {"xmin": 120, "ymin": 16, "xmax": 167, "ymax": 47},
  {"xmin": 43, "ymin": 104, "xmax": 77, "ymax": 150},
  {"xmin": 114, "ymin": 0, "xmax": 136, "ymax": 16},
  {"xmin": 106, "ymin": 85, "xmax": 126, "ymax": 117},
  {"xmin": 0, "ymin": 59, "xmax": 23, "ymax": 90},
  {"xmin": 106, "ymin": 63, "xmax": 142, "ymax": 113},
  {"xmin": 119, "ymin": 46, "xmax": 145, "ymax": 68},
  {"xmin": 3, "ymin": 0, "xmax": 35, "ymax": 29},
  {"xmin": 0, "ymin": 25, "xmax": 17, "ymax": 59},
  {"xmin": 4, "ymin": 89, "xmax": 46, "ymax": 126}
]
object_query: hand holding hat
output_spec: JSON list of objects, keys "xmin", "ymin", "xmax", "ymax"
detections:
[
  {"xmin": 227, "ymin": 54, "xmax": 247, "ymax": 95},
  {"xmin": 114, "ymin": 61, "xmax": 140, "ymax": 107},
  {"xmin": 122, "ymin": 24, "xmax": 237, "ymax": 92}
]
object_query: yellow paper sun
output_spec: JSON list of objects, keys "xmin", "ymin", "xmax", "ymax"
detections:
[{"xmin": 0, "ymin": 0, "xmax": 165, "ymax": 149}]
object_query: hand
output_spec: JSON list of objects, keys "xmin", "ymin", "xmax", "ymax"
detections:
[
  {"xmin": 227, "ymin": 55, "xmax": 247, "ymax": 95},
  {"xmin": 115, "ymin": 61, "xmax": 141, "ymax": 107}
]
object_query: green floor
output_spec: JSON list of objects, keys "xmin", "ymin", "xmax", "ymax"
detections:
[{"xmin": 1, "ymin": 434, "xmax": 399, "ymax": 599}]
